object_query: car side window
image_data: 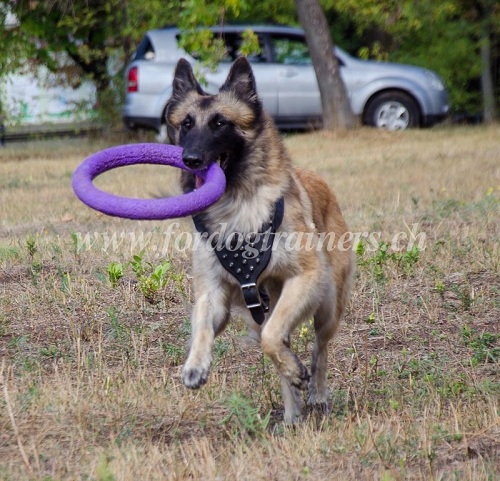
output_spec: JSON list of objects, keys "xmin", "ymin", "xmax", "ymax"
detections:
[
  {"xmin": 271, "ymin": 36, "xmax": 311, "ymax": 65},
  {"xmin": 177, "ymin": 31, "xmax": 267, "ymax": 64},
  {"xmin": 217, "ymin": 32, "xmax": 267, "ymax": 64}
]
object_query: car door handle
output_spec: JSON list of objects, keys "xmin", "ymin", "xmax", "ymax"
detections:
[{"xmin": 279, "ymin": 68, "xmax": 299, "ymax": 78}]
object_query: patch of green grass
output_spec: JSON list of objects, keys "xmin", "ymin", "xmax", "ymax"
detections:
[
  {"xmin": 214, "ymin": 338, "xmax": 231, "ymax": 362},
  {"xmin": 357, "ymin": 241, "xmax": 422, "ymax": 283},
  {"xmin": 106, "ymin": 306, "xmax": 130, "ymax": 343},
  {"xmin": 96, "ymin": 454, "xmax": 116, "ymax": 481},
  {"xmin": 39, "ymin": 345, "xmax": 63, "ymax": 359},
  {"xmin": 461, "ymin": 325, "xmax": 500, "ymax": 366},
  {"xmin": 0, "ymin": 313, "xmax": 11, "ymax": 337},
  {"xmin": 221, "ymin": 392, "xmax": 271, "ymax": 439},
  {"xmin": 162, "ymin": 342, "xmax": 186, "ymax": 366},
  {"xmin": 0, "ymin": 245, "xmax": 20, "ymax": 261}
]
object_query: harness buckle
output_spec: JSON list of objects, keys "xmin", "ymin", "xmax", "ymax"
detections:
[{"xmin": 241, "ymin": 283, "xmax": 262, "ymax": 309}]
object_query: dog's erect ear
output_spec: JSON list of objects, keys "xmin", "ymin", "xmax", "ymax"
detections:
[
  {"xmin": 220, "ymin": 57, "xmax": 260, "ymax": 108},
  {"xmin": 171, "ymin": 58, "xmax": 205, "ymax": 99}
]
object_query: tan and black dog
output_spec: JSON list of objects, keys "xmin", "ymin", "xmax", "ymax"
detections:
[{"xmin": 166, "ymin": 57, "xmax": 355, "ymax": 423}]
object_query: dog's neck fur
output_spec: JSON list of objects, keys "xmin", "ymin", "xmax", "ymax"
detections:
[{"xmin": 199, "ymin": 115, "xmax": 292, "ymax": 235}]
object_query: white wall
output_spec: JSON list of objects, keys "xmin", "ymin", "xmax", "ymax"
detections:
[{"xmin": 1, "ymin": 64, "xmax": 97, "ymax": 126}]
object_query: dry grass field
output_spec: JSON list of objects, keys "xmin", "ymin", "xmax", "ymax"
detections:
[{"xmin": 0, "ymin": 126, "xmax": 499, "ymax": 480}]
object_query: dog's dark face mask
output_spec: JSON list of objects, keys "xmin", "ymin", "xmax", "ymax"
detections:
[{"xmin": 165, "ymin": 57, "xmax": 263, "ymax": 192}]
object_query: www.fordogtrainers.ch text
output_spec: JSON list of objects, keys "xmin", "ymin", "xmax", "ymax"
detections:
[{"xmin": 73, "ymin": 222, "xmax": 427, "ymax": 258}]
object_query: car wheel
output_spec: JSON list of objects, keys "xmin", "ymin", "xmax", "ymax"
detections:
[{"xmin": 364, "ymin": 91, "xmax": 420, "ymax": 130}]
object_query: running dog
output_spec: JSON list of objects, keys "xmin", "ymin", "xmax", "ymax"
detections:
[{"xmin": 166, "ymin": 57, "xmax": 355, "ymax": 423}]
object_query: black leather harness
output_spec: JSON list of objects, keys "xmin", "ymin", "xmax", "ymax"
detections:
[{"xmin": 193, "ymin": 197, "xmax": 284, "ymax": 324}]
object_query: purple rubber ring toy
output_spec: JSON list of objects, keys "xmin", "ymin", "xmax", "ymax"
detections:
[{"xmin": 72, "ymin": 143, "xmax": 226, "ymax": 220}]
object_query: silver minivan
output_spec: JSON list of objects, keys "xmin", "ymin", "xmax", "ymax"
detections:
[{"xmin": 123, "ymin": 25, "xmax": 449, "ymax": 136}]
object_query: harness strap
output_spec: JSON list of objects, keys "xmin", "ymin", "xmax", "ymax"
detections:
[{"xmin": 193, "ymin": 197, "xmax": 284, "ymax": 324}]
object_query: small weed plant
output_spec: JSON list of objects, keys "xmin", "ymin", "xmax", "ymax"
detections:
[
  {"xmin": 221, "ymin": 392, "xmax": 271, "ymax": 439},
  {"xmin": 461, "ymin": 325, "xmax": 500, "ymax": 365},
  {"xmin": 356, "ymin": 241, "xmax": 421, "ymax": 283},
  {"xmin": 107, "ymin": 252, "xmax": 178, "ymax": 304}
]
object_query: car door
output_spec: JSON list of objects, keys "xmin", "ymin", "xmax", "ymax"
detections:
[
  {"xmin": 269, "ymin": 33, "xmax": 322, "ymax": 121},
  {"xmin": 204, "ymin": 31, "xmax": 279, "ymax": 116}
]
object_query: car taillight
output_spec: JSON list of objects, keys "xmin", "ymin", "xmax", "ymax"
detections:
[{"xmin": 127, "ymin": 67, "xmax": 138, "ymax": 92}]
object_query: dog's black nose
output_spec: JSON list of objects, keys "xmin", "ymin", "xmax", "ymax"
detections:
[{"xmin": 183, "ymin": 152, "xmax": 203, "ymax": 169}]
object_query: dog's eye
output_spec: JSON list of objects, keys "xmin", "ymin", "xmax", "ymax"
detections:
[
  {"xmin": 212, "ymin": 116, "xmax": 227, "ymax": 130},
  {"xmin": 182, "ymin": 117, "xmax": 193, "ymax": 130}
]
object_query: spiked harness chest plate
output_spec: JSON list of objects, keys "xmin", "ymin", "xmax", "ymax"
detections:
[{"xmin": 193, "ymin": 197, "xmax": 284, "ymax": 324}]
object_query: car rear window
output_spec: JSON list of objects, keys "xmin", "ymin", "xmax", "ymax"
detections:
[{"xmin": 134, "ymin": 36, "xmax": 156, "ymax": 61}]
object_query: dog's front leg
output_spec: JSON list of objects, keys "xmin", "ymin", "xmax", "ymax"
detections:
[{"xmin": 182, "ymin": 285, "xmax": 230, "ymax": 389}]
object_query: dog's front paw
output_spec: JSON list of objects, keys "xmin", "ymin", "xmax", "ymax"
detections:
[{"xmin": 182, "ymin": 365, "xmax": 209, "ymax": 389}]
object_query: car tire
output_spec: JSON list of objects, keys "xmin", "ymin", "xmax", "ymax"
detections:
[{"xmin": 364, "ymin": 91, "xmax": 420, "ymax": 130}]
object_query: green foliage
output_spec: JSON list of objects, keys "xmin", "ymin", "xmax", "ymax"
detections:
[
  {"xmin": 388, "ymin": 14, "xmax": 482, "ymax": 113},
  {"xmin": 25, "ymin": 235, "xmax": 37, "ymax": 258},
  {"xmin": 392, "ymin": 246, "xmax": 421, "ymax": 277},
  {"xmin": 214, "ymin": 338, "xmax": 231, "ymax": 362},
  {"xmin": 0, "ymin": 245, "xmax": 19, "ymax": 261},
  {"xmin": 107, "ymin": 262, "xmax": 125, "ymax": 288},
  {"xmin": 162, "ymin": 342, "xmax": 186, "ymax": 366},
  {"xmin": 24, "ymin": 234, "xmax": 42, "ymax": 284},
  {"xmin": 106, "ymin": 307, "xmax": 129, "ymax": 342},
  {"xmin": 1, "ymin": 0, "xmax": 497, "ymax": 122},
  {"xmin": 221, "ymin": 392, "xmax": 271, "ymax": 438},
  {"xmin": 178, "ymin": 29, "xmax": 226, "ymax": 72},
  {"xmin": 239, "ymin": 29, "xmax": 262, "ymax": 57},
  {"xmin": 3, "ymin": 0, "xmax": 180, "ymax": 125},
  {"xmin": 296, "ymin": 318, "xmax": 315, "ymax": 352},
  {"xmin": 130, "ymin": 253, "xmax": 146, "ymax": 278},
  {"xmin": 357, "ymin": 241, "xmax": 390, "ymax": 283},
  {"xmin": 461, "ymin": 325, "xmax": 500, "ymax": 366},
  {"xmin": 131, "ymin": 252, "xmax": 173, "ymax": 303},
  {"xmin": 434, "ymin": 280, "xmax": 445, "ymax": 297},
  {"xmin": 137, "ymin": 262, "xmax": 172, "ymax": 304},
  {"xmin": 176, "ymin": 1, "xmax": 263, "ymax": 77},
  {"xmin": 331, "ymin": 0, "xmax": 500, "ymax": 114},
  {"xmin": 357, "ymin": 241, "xmax": 421, "ymax": 283},
  {"xmin": 96, "ymin": 454, "xmax": 116, "ymax": 481},
  {"xmin": 39, "ymin": 345, "xmax": 63, "ymax": 360},
  {"xmin": 109, "ymin": 251, "xmax": 178, "ymax": 304}
]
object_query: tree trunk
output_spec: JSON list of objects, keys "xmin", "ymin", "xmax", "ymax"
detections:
[
  {"xmin": 294, "ymin": 0, "xmax": 358, "ymax": 130},
  {"xmin": 479, "ymin": 28, "xmax": 497, "ymax": 123}
]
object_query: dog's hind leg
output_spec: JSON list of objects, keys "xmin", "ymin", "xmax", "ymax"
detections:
[
  {"xmin": 182, "ymin": 285, "xmax": 231, "ymax": 389},
  {"xmin": 307, "ymin": 286, "xmax": 339, "ymax": 411},
  {"xmin": 261, "ymin": 271, "xmax": 323, "ymax": 422},
  {"xmin": 308, "ymin": 258, "xmax": 354, "ymax": 411}
]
